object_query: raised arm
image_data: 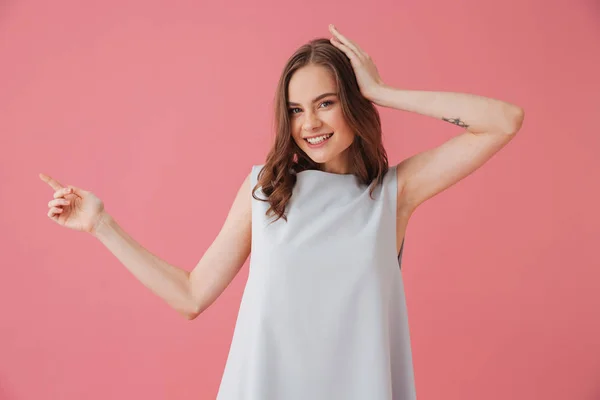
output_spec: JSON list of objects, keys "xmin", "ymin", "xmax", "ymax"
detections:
[
  {"xmin": 374, "ymin": 88, "xmax": 524, "ymax": 213},
  {"xmin": 326, "ymin": 25, "xmax": 525, "ymax": 214}
]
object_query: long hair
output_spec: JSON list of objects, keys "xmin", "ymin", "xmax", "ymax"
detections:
[{"xmin": 252, "ymin": 38, "xmax": 389, "ymax": 222}]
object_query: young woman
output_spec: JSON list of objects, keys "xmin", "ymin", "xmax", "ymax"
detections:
[{"xmin": 40, "ymin": 25, "xmax": 524, "ymax": 400}]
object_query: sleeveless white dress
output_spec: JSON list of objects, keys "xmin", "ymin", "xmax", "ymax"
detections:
[{"xmin": 216, "ymin": 164, "xmax": 416, "ymax": 400}]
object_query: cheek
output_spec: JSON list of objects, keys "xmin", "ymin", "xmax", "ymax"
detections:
[
  {"xmin": 326, "ymin": 110, "xmax": 346, "ymax": 130},
  {"xmin": 328, "ymin": 112, "xmax": 353, "ymax": 140},
  {"xmin": 291, "ymin": 120, "xmax": 303, "ymax": 139}
]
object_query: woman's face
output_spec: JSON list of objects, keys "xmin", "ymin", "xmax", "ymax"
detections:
[{"xmin": 287, "ymin": 64, "xmax": 355, "ymax": 174}]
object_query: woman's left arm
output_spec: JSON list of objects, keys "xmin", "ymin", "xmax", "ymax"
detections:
[
  {"xmin": 372, "ymin": 87, "xmax": 524, "ymax": 213},
  {"xmin": 371, "ymin": 87, "xmax": 524, "ymax": 135},
  {"xmin": 329, "ymin": 24, "xmax": 525, "ymax": 213}
]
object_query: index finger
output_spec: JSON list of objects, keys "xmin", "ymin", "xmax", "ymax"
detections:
[
  {"xmin": 329, "ymin": 25, "xmax": 365, "ymax": 56},
  {"xmin": 39, "ymin": 173, "xmax": 64, "ymax": 191}
]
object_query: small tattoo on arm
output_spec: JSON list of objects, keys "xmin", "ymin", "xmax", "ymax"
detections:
[{"xmin": 442, "ymin": 117, "xmax": 470, "ymax": 128}]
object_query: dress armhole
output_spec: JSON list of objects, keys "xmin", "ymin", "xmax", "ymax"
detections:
[
  {"xmin": 387, "ymin": 165, "xmax": 406, "ymax": 268},
  {"xmin": 250, "ymin": 165, "xmax": 259, "ymax": 189}
]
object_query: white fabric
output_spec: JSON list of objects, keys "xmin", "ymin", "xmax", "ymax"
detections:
[{"xmin": 217, "ymin": 164, "xmax": 416, "ymax": 400}]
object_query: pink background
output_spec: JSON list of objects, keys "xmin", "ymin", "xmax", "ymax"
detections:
[{"xmin": 1, "ymin": 0, "xmax": 599, "ymax": 399}]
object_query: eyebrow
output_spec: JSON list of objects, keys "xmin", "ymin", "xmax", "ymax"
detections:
[{"xmin": 287, "ymin": 92, "xmax": 337, "ymax": 106}]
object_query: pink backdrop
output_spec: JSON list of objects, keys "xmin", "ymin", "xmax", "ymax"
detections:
[{"xmin": 1, "ymin": 0, "xmax": 599, "ymax": 399}]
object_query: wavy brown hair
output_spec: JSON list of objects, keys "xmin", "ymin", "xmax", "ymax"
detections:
[{"xmin": 252, "ymin": 37, "xmax": 390, "ymax": 222}]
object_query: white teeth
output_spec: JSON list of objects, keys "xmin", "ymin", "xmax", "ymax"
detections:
[{"xmin": 306, "ymin": 133, "xmax": 332, "ymax": 144}]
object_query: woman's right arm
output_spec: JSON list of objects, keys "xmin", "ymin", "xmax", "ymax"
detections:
[{"xmin": 92, "ymin": 173, "xmax": 252, "ymax": 320}]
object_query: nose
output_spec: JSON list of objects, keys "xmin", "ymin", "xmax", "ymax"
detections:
[{"xmin": 302, "ymin": 110, "xmax": 322, "ymax": 132}]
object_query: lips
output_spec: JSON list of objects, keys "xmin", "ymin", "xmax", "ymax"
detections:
[
  {"xmin": 304, "ymin": 132, "xmax": 333, "ymax": 139},
  {"xmin": 304, "ymin": 132, "xmax": 333, "ymax": 144},
  {"xmin": 304, "ymin": 133, "xmax": 333, "ymax": 149}
]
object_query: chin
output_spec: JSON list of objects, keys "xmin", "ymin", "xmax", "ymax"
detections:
[
  {"xmin": 306, "ymin": 155, "xmax": 329, "ymax": 164},
  {"xmin": 303, "ymin": 150, "xmax": 338, "ymax": 165}
]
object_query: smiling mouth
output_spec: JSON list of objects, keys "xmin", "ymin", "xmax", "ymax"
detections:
[{"xmin": 304, "ymin": 133, "xmax": 333, "ymax": 145}]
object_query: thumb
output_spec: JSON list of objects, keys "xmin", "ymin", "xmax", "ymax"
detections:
[{"xmin": 66, "ymin": 185, "xmax": 88, "ymax": 196}]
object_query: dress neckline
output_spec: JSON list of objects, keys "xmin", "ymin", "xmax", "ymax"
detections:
[{"xmin": 295, "ymin": 169, "xmax": 356, "ymax": 178}]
